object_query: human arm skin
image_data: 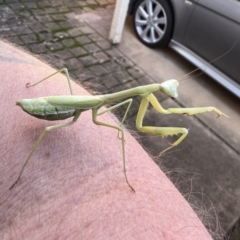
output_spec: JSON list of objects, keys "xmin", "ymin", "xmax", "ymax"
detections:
[{"xmin": 0, "ymin": 41, "xmax": 212, "ymax": 240}]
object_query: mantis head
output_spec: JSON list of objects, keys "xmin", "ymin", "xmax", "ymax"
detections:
[{"xmin": 160, "ymin": 79, "xmax": 179, "ymax": 98}]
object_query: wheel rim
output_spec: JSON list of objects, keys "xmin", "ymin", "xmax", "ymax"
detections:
[{"xmin": 134, "ymin": 0, "xmax": 167, "ymax": 44}]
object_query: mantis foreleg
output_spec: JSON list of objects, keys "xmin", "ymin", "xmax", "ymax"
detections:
[
  {"xmin": 148, "ymin": 93, "xmax": 229, "ymax": 117},
  {"xmin": 27, "ymin": 68, "xmax": 74, "ymax": 95},
  {"xmin": 136, "ymin": 93, "xmax": 229, "ymax": 156},
  {"xmin": 10, "ymin": 110, "xmax": 82, "ymax": 189}
]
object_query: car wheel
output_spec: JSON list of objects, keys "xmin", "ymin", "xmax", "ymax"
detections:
[{"xmin": 133, "ymin": 0, "xmax": 174, "ymax": 48}]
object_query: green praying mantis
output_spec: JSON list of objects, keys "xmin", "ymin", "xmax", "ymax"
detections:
[{"xmin": 10, "ymin": 68, "xmax": 229, "ymax": 191}]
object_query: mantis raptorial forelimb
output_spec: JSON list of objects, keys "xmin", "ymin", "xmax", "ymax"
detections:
[{"xmin": 10, "ymin": 68, "xmax": 229, "ymax": 191}]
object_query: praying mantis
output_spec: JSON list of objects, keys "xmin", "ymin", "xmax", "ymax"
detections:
[{"xmin": 10, "ymin": 68, "xmax": 229, "ymax": 191}]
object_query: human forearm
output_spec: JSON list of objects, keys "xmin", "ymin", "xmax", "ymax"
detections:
[{"xmin": 0, "ymin": 41, "xmax": 211, "ymax": 240}]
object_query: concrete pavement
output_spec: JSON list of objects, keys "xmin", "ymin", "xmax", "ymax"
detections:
[{"xmin": 0, "ymin": 1, "xmax": 239, "ymax": 239}]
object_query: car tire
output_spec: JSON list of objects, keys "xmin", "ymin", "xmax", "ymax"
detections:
[{"xmin": 133, "ymin": 0, "xmax": 174, "ymax": 48}]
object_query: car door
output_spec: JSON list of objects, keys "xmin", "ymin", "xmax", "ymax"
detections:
[{"xmin": 182, "ymin": 0, "xmax": 240, "ymax": 85}]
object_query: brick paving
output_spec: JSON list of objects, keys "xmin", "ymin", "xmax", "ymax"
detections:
[{"xmin": 0, "ymin": 0, "xmax": 154, "ymax": 118}]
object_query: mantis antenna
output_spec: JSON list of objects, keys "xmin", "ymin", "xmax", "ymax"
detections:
[{"xmin": 178, "ymin": 41, "xmax": 237, "ymax": 82}]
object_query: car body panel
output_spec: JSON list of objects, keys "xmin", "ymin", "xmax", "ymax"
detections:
[
  {"xmin": 183, "ymin": 0, "xmax": 240, "ymax": 84},
  {"xmin": 128, "ymin": 0, "xmax": 240, "ymax": 98},
  {"xmin": 169, "ymin": 40, "xmax": 240, "ymax": 98},
  {"xmin": 169, "ymin": 0, "xmax": 198, "ymax": 43}
]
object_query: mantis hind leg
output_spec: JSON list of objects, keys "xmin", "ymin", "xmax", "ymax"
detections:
[
  {"xmin": 27, "ymin": 68, "xmax": 74, "ymax": 95},
  {"xmin": 92, "ymin": 106, "xmax": 135, "ymax": 192},
  {"xmin": 10, "ymin": 111, "xmax": 81, "ymax": 189}
]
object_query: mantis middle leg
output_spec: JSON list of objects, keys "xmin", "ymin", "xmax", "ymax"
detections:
[
  {"xmin": 92, "ymin": 98, "xmax": 135, "ymax": 191},
  {"xmin": 10, "ymin": 110, "xmax": 82, "ymax": 189},
  {"xmin": 97, "ymin": 98, "xmax": 133, "ymax": 138}
]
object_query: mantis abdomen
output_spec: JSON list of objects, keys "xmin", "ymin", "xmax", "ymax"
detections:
[{"xmin": 17, "ymin": 98, "xmax": 76, "ymax": 121}]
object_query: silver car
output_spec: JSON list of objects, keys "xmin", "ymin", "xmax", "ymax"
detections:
[{"xmin": 128, "ymin": 0, "xmax": 240, "ymax": 98}]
